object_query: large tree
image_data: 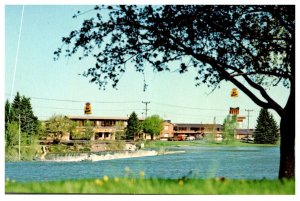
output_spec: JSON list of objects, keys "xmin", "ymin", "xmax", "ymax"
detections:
[
  {"xmin": 125, "ymin": 112, "xmax": 142, "ymax": 140},
  {"xmin": 254, "ymin": 108, "xmax": 279, "ymax": 144},
  {"xmin": 143, "ymin": 115, "xmax": 164, "ymax": 140},
  {"xmin": 45, "ymin": 114, "xmax": 73, "ymax": 143},
  {"xmin": 55, "ymin": 5, "xmax": 295, "ymax": 179}
]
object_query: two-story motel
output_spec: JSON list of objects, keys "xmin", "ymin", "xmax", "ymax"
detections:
[{"xmin": 65, "ymin": 115, "xmax": 228, "ymax": 141}]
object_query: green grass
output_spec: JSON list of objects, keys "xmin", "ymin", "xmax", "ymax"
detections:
[
  {"xmin": 5, "ymin": 177, "xmax": 294, "ymax": 194},
  {"xmin": 144, "ymin": 140, "xmax": 279, "ymax": 148}
]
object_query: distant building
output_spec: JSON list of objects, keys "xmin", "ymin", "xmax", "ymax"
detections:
[
  {"xmin": 66, "ymin": 116, "xmax": 253, "ymax": 142},
  {"xmin": 67, "ymin": 116, "xmax": 131, "ymax": 140},
  {"xmin": 159, "ymin": 120, "xmax": 174, "ymax": 140},
  {"xmin": 235, "ymin": 129, "xmax": 255, "ymax": 140},
  {"xmin": 172, "ymin": 123, "xmax": 223, "ymax": 141}
]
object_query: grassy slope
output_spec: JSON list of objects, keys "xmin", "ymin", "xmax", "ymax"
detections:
[
  {"xmin": 5, "ymin": 177, "xmax": 294, "ymax": 194},
  {"xmin": 144, "ymin": 140, "xmax": 279, "ymax": 148}
]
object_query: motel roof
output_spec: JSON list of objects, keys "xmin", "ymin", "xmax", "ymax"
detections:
[{"xmin": 173, "ymin": 123, "xmax": 223, "ymax": 128}]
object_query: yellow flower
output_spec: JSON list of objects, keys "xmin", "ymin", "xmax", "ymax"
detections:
[
  {"xmin": 95, "ymin": 179, "xmax": 103, "ymax": 186},
  {"xmin": 103, "ymin": 175, "xmax": 109, "ymax": 182},
  {"xmin": 139, "ymin": 171, "xmax": 145, "ymax": 178},
  {"xmin": 178, "ymin": 180, "xmax": 184, "ymax": 186},
  {"xmin": 114, "ymin": 177, "xmax": 120, "ymax": 183}
]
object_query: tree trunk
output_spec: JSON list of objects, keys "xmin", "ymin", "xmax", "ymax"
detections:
[
  {"xmin": 278, "ymin": 84, "xmax": 295, "ymax": 179},
  {"xmin": 151, "ymin": 134, "xmax": 154, "ymax": 140}
]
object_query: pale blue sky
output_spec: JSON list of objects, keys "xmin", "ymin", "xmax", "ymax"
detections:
[{"xmin": 5, "ymin": 5, "xmax": 291, "ymax": 128}]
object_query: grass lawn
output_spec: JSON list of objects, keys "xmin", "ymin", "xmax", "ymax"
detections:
[
  {"xmin": 5, "ymin": 177, "xmax": 294, "ymax": 194},
  {"xmin": 144, "ymin": 140, "xmax": 279, "ymax": 148}
]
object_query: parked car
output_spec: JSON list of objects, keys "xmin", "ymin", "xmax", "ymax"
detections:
[
  {"xmin": 186, "ymin": 136, "xmax": 195, "ymax": 141},
  {"xmin": 241, "ymin": 137, "xmax": 254, "ymax": 143}
]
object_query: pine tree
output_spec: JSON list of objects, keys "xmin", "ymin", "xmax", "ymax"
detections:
[
  {"xmin": 11, "ymin": 92, "xmax": 22, "ymax": 122},
  {"xmin": 125, "ymin": 112, "xmax": 141, "ymax": 140},
  {"xmin": 20, "ymin": 96, "xmax": 38, "ymax": 138},
  {"xmin": 6, "ymin": 92, "xmax": 39, "ymax": 145},
  {"xmin": 5, "ymin": 100, "xmax": 13, "ymax": 130},
  {"xmin": 254, "ymin": 108, "xmax": 279, "ymax": 144}
]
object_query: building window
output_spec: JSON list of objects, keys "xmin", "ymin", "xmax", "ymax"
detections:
[
  {"xmin": 191, "ymin": 127, "xmax": 199, "ymax": 131},
  {"xmin": 78, "ymin": 120, "xmax": 84, "ymax": 127},
  {"xmin": 104, "ymin": 120, "xmax": 113, "ymax": 126}
]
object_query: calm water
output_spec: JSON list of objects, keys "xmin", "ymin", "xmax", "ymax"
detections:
[{"xmin": 5, "ymin": 146, "xmax": 279, "ymax": 182}]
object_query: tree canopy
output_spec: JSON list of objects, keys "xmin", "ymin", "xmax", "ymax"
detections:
[
  {"xmin": 55, "ymin": 5, "xmax": 295, "ymax": 179},
  {"xmin": 45, "ymin": 114, "xmax": 73, "ymax": 143},
  {"xmin": 143, "ymin": 115, "xmax": 163, "ymax": 140}
]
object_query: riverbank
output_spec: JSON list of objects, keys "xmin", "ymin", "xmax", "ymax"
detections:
[
  {"xmin": 5, "ymin": 177, "xmax": 294, "ymax": 194},
  {"xmin": 144, "ymin": 140, "xmax": 279, "ymax": 148},
  {"xmin": 5, "ymin": 140, "xmax": 279, "ymax": 162}
]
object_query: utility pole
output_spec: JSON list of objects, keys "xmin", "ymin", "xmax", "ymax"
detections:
[
  {"xmin": 245, "ymin": 109, "xmax": 254, "ymax": 141},
  {"xmin": 142, "ymin": 101, "xmax": 150, "ymax": 118},
  {"xmin": 18, "ymin": 114, "xmax": 21, "ymax": 161},
  {"xmin": 245, "ymin": 109, "xmax": 254, "ymax": 129}
]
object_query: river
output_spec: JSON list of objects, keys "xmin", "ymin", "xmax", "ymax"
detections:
[{"xmin": 5, "ymin": 146, "xmax": 279, "ymax": 182}]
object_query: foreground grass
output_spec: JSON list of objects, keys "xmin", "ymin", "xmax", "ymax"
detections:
[{"xmin": 5, "ymin": 177, "xmax": 294, "ymax": 194}]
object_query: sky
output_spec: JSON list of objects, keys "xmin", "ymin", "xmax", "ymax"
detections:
[{"xmin": 4, "ymin": 4, "xmax": 291, "ymax": 129}]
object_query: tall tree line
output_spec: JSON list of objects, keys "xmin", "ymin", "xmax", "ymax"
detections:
[{"xmin": 5, "ymin": 92, "xmax": 39, "ymax": 146}]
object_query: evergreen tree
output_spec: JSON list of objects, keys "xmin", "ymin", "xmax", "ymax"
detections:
[
  {"xmin": 5, "ymin": 100, "xmax": 13, "ymax": 130},
  {"xmin": 254, "ymin": 108, "xmax": 279, "ymax": 144},
  {"xmin": 11, "ymin": 92, "xmax": 22, "ymax": 122},
  {"xmin": 125, "ymin": 112, "xmax": 141, "ymax": 140},
  {"xmin": 8, "ymin": 92, "xmax": 39, "ymax": 144},
  {"xmin": 5, "ymin": 93, "xmax": 40, "ymax": 160},
  {"xmin": 20, "ymin": 96, "xmax": 38, "ymax": 138}
]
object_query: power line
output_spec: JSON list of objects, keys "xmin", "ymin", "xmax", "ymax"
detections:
[
  {"xmin": 152, "ymin": 102, "xmax": 228, "ymax": 111},
  {"xmin": 5, "ymin": 93, "xmax": 140, "ymax": 104},
  {"xmin": 34, "ymin": 105, "xmax": 143, "ymax": 112},
  {"xmin": 6, "ymin": 93, "xmax": 252, "ymax": 113}
]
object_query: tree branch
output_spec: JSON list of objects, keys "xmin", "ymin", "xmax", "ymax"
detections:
[{"xmin": 119, "ymin": 5, "xmax": 286, "ymax": 116}]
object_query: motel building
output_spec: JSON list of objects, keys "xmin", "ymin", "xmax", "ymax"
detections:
[
  {"xmin": 65, "ymin": 116, "xmax": 224, "ymax": 141},
  {"xmin": 172, "ymin": 123, "xmax": 223, "ymax": 141},
  {"xmin": 67, "ymin": 115, "xmax": 131, "ymax": 140}
]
